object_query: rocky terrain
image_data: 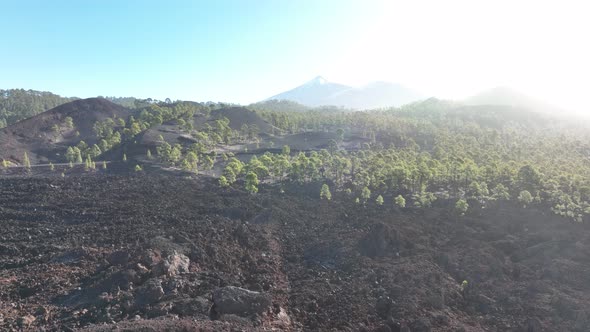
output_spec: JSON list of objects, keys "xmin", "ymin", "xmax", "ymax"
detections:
[{"xmin": 1, "ymin": 174, "xmax": 589, "ymax": 331}]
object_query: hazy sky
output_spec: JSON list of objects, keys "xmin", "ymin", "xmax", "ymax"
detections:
[{"xmin": 1, "ymin": 0, "xmax": 588, "ymax": 111}]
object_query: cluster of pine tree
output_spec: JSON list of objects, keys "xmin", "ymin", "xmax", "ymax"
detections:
[{"xmin": 212, "ymin": 101, "xmax": 590, "ymax": 222}]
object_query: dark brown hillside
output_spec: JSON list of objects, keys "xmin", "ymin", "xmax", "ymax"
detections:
[
  {"xmin": 117, "ymin": 107, "xmax": 278, "ymax": 163},
  {"xmin": 0, "ymin": 98, "xmax": 129, "ymax": 164},
  {"xmin": 210, "ymin": 107, "xmax": 276, "ymax": 133}
]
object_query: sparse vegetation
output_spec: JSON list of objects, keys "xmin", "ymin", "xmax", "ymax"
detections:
[{"xmin": 1, "ymin": 4, "xmax": 589, "ymax": 331}]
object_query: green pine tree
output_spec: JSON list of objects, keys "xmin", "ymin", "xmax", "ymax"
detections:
[
  {"xmin": 376, "ymin": 195, "xmax": 384, "ymax": 205},
  {"xmin": 320, "ymin": 184, "xmax": 332, "ymax": 200},
  {"xmin": 219, "ymin": 175, "xmax": 229, "ymax": 187},
  {"xmin": 455, "ymin": 199, "xmax": 469, "ymax": 216},
  {"xmin": 245, "ymin": 171, "xmax": 259, "ymax": 194},
  {"xmin": 23, "ymin": 152, "xmax": 31, "ymax": 169}
]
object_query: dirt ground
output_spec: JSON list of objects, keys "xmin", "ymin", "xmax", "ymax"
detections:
[{"xmin": 1, "ymin": 174, "xmax": 590, "ymax": 331}]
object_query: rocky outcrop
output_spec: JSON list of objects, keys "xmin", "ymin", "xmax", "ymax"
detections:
[{"xmin": 211, "ymin": 286, "xmax": 271, "ymax": 317}]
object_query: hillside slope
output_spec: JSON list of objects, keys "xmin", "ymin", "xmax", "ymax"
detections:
[
  {"xmin": 0, "ymin": 98, "xmax": 129, "ymax": 164},
  {"xmin": 464, "ymin": 86, "xmax": 561, "ymax": 114},
  {"xmin": 0, "ymin": 89, "xmax": 78, "ymax": 128}
]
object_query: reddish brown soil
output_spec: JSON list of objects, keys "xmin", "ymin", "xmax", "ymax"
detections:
[{"xmin": 1, "ymin": 175, "xmax": 589, "ymax": 331}]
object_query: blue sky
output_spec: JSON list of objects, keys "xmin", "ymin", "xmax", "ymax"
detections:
[
  {"xmin": 1, "ymin": 0, "xmax": 387, "ymax": 103},
  {"xmin": 1, "ymin": 0, "xmax": 589, "ymax": 110}
]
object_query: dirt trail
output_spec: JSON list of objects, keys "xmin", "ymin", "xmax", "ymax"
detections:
[{"xmin": 261, "ymin": 222, "xmax": 294, "ymax": 330}]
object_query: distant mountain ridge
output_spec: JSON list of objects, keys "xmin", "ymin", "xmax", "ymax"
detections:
[
  {"xmin": 266, "ymin": 76, "xmax": 423, "ymax": 109},
  {"xmin": 464, "ymin": 86, "xmax": 560, "ymax": 114}
]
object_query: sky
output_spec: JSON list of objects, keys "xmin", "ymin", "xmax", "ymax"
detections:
[{"xmin": 1, "ymin": 0, "xmax": 589, "ymax": 111}]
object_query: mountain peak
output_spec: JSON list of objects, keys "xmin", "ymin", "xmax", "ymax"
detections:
[
  {"xmin": 265, "ymin": 77, "xmax": 422, "ymax": 109},
  {"xmin": 305, "ymin": 76, "xmax": 328, "ymax": 86}
]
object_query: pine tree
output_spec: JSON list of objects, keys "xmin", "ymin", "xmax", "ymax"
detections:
[
  {"xmin": 376, "ymin": 195, "xmax": 384, "ymax": 205},
  {"xmin": 123, "ymin": 153, "xmax": 127, "ymax": 162},
  {"xmin": 219, "ymin": 175, "xmax": 229, "ymax": 187},
  {"xmin": 394, "ymin": 195, "xmax": 406, "ymax": 208},
  {"xmin": 49, "ymin": 162, "xmax": 55, "ymax": 171},
  {"xmin": 320, "ymin": 184, "xmax": 332, "ymax": 200},
  {"xmin": 65, "ymin": 116, "xmax": 74, "ymax": 128},
  {"xmin": 361, "ymin": 186, "xmax": 371, "ymax": 204},
  {"xmin": 223, "ymin": 167, "xmax": 237, "ymax": 184},
  {"xmin": 75, "ymin": 148, "xmax": 83, "ymax": 163},
  {"xmin": 518, "ymin": 190, "xmax": 533, "ymax": 208},
  {"xmin": 147, "ymin": 149, "xmax": 152, "ymax": 159},
  {"xmin": 455, "ymin": 199, "xmax": 469, "ymax": 216},
  {"xmin": 23, "ymin": 152, "xmax": 31, "ymax": 169},
  {"xmin": 65, "ymin": 146, "xmax": 76, "ymax": 162},
  {"xmin": 282, "ymin": 145, "xmax": 291, "ymax": 156},
  {"xmin": 85, "ymin": 156, "xmax": 92, "ymax": 171},
  {"xmin": 102, "ymin": 161, "xmax": 107, "ymax": 170},
  {"xmin": 245, "ymin": 171, "xmax": 259, "ymax": 194},
  {"xmin": 135, "ymin": 164, "xmax": 142, "ymax": 172}
]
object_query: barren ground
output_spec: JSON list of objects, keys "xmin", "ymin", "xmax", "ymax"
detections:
[{"xmin": 1, "ymin": 174, "xmax": 589, "ymax": 331}]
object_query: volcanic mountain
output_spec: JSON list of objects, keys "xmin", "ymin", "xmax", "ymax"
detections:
[{"xmin": 266, "ymin": 76, "xmax": 423, "ymax": 109}]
